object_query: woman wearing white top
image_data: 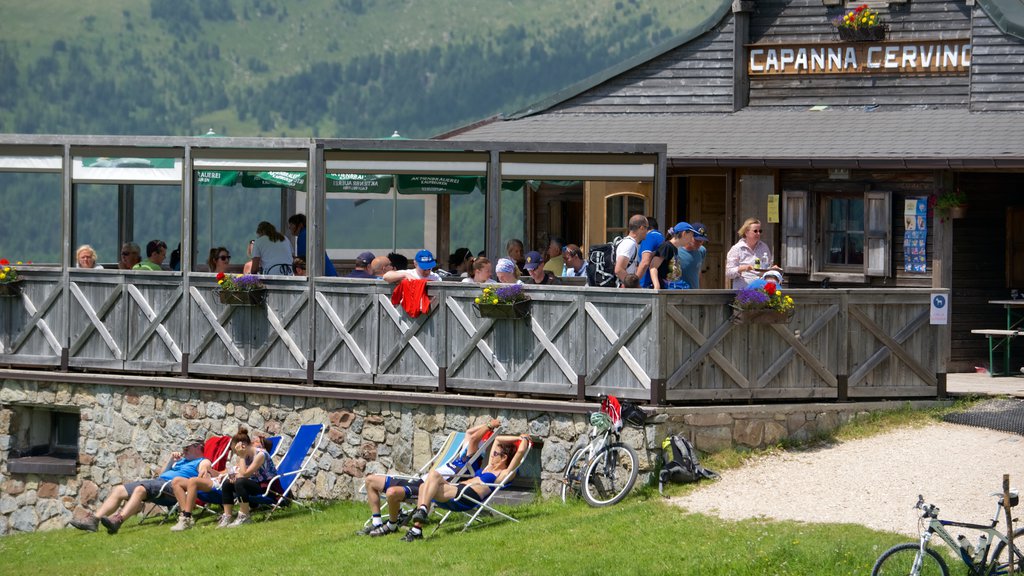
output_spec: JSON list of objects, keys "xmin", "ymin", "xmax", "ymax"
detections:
[
  {"xmin": 725, "ymin": 217, "xmax": 780, "ymax": 289},
  {"xmin": 461, "ymin": 257, "xmax": 497, "ymax": 284},
  {"xmin": 76, "ymin": 244, "xmax": 104, "ymax": 269},
  {"xmin": 251, "ymin": 221, "xmax": 294, "ymax": 275}
]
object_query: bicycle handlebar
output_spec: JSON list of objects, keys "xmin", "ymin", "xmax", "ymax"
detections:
[{"xmin": 914, "ymin": 495, "xmax": 939, "ymax": 518}]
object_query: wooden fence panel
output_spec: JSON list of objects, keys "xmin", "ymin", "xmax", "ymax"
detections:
[
  {"xmin": 445, "ymin": 285, "xmax": 583, "ymax": 398},
  {"xmin": 583, "ymin": 289, "xmax": 658, "ymax": 401},
  {"xmin": 0, "ymin": 271, "xmax": 64, "ymax": 367},
  {"xmin": 67, "ymin": 272, "xmax": 126, "ymax": 370},
  {"xmin": 124, "ymin": 275, "xmax": 185, "ymax": 374},
  {"xmin": 313, "ymin": 280, "xmax": 380, "ymax": 386},
  {"xmin": 375, "ymin": 283, "xmax": 444, "ymax": 389}
]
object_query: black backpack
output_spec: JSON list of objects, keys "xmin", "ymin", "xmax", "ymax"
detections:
[
  {"xmin": 587, "ymin": 237, "xmax": 630, "ymax": 288},
  {"xmin": 658, "ymin": 434, "xmax": 719, "ymax": 494}
]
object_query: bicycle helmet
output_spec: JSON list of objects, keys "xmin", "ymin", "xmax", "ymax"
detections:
[{"xmin": 590, "ymin": 411, "xmax": 612, "ymax": 431}]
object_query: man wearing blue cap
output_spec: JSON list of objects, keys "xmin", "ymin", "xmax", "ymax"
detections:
[
  {"xmin": 382, "ymin": 249, "xmax": 442, "ymax": 283},
  {"xmin": 678, "ymin": 222, "xmax": 709, "ymax": 289}
]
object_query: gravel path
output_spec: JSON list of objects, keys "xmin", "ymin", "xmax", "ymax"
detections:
[{"xmin": 670, "ymin": 422, "xmax": 1024, "ymax": 537}]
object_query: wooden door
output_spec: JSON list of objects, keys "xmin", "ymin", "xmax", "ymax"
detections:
[
  {"xmin": 686, "ymin": 175, "xmax": 728, "ymax": 289},
  {"xmin": 583, "ymin": 181, "xmax": 653, "ymax": 250}
]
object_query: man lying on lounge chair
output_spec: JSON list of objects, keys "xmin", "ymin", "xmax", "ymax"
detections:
[
  {"xmin": 358, "ymin": 418, "xmax": 501, "ymax": 537},
  {"xmin": 402, "ymin": 433, "xmax": 530, "ymax": 542},
  {"xmin": 69, "ymin": 439, "xmax": 211, "ymax": 534}
]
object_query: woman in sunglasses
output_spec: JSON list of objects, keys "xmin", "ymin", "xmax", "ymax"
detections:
[
  {"xmin": 206, "ymin": 247, "xmax": 231, "ymax": 274},
  {"xmin": 725, "ymin": 217, "xmax": 781, "ymax": 289}
]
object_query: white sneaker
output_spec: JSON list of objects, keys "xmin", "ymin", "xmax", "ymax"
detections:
[
  {"xmin": 216, "ymin": 514, "xmax": 234, "ymax": 529},
  {"xmin": 170, "ymin": 515, "xmax": 194, "ymax": 532},
  {"xmin": 228, "ymin": 513, "xmax": 251, "ymax": 528}
]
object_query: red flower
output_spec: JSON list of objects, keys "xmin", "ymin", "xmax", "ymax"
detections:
[
  {"xmin": 216, "ymin": 272, "xmax": 226, "ymax": 281},
  {"xmin": 765, "ymin": 282, "xmax": 777, "ymax": 295},
  {"xmin": 0, "ymin": 259, "xmax": 8, "ymax": 266}
]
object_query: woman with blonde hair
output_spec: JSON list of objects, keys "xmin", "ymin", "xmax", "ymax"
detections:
[
  {"xmin": 725, "ymin": 217, "xmax": 780, "ymax": 289},
  {"xmin": 251, "ymin": 221, "xmax": 293, "ymax": 275},
  {"xmin": 76, "ymin": 244, "xmax": 103, "ymax": 269}
]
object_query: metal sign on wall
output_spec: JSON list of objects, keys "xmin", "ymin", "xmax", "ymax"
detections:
[{"xmin": 748, "ymin": 39, "xmax": 971, "ymax": 76}]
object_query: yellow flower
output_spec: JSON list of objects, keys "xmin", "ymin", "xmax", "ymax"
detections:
[
  {"xmin": 2, "ymin": 266, "xmax": 8, "ymax": 273},
  {"xmin": 16, "ymin": 261, "xmax": 22, "ymax": 265},
  {"xmin": 0, "ymin": 272, "xmax": 5, "ymax": 280},
  {"xmin": 474, "ymin": 297, "xmax": 480, "ymax": 304},
  {"xmin": 492, "ymin": 298, "xmax": 498, "ymax": 304}
]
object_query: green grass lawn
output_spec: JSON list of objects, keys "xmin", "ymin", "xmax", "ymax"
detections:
[{"xmin": 0, "ymin": 490, "xmax": 924, "ymax": 576}]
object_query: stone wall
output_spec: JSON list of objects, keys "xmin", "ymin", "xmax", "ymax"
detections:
[{"xmin": 0, "ymin": 377, "xmax": 941, "ymax": 534}]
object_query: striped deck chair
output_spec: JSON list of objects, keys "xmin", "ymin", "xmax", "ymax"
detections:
[
  {"xmin": 431, "ymin": 435, "xmax": 534, "ymax": 534},
  {"xmin": 359, "ymin": 427, "xmax": 499, "ymax": 531}
]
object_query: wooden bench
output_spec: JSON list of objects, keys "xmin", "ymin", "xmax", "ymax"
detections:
[{"xmin": 971, "ymin": 329, "xmax": 1024, "ymax": 376}]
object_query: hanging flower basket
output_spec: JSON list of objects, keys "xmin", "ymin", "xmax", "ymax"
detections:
[
  {"xmin": 731, "ymin": 308, "xmax": 793, "ymax": 325},
  {"xmin": 474, "ymin": 299, "xmax": 531, "ymax": 320},
  {"xmin": 0, "ymin": 279, "xmax": 22, "ymax": 297},
  {"xmin": 217, "ymin": 288, "xmax": 267, "ymax": 306},
  {"xmin": 837, "ymin": 24, "xmax": 886, "ymax": 42}
]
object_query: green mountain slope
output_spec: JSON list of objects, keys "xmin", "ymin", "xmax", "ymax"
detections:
[{"xmin": 0, "ymin": 0, "xmax": 716, "ymax": 138}]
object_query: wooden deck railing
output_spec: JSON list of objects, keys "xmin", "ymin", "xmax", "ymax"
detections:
[{"xmin": 0, "ymin": 271, "xmax": 949, "ymax": 404}]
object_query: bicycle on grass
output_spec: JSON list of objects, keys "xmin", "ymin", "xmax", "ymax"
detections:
[
  {"xmin": 560, "ymin": 395, "xmax": 639, "ymax": 507},
  {"xmin": 872, "ymin": 490, "xmax": 1023, "ymax": 576}
]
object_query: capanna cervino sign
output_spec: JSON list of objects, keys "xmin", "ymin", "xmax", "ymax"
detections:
[{"xmin": 748, "ymin": 39, "xmax": 971, "ymax": 76}]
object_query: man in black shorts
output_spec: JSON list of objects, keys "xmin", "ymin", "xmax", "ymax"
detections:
[{"xmin": 357, "ymin": 418, "xmax": 499, "ymax": 537}]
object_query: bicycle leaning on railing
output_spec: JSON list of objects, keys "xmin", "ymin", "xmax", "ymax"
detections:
[
  {"xmin": 560, "ymin": 395, "xmax": 639, "ymax": 507},
  {"xmin": 871, "ymin": 490, "xmax": 1023, "ymax": 576}
]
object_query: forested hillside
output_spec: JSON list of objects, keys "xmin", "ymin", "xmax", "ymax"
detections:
[{"xmin": 0, "ymin": 0, "xmax": 714, "ymax": 138}]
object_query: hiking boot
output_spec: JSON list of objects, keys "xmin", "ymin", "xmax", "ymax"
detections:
[
  {"xmin": 411, "ymin": 506, "xmax": 429, "ymax": 524},
  {"xmin": 170, "ymin": 515, "xmax": 194, "ymax": 532},
  {"xmin": 69, "ymin": 515, "xmax": 98, "ymax": 532},
  {"xmin": 227, "ymin": 513, "xmax": 251, "ymax": 528},
  {"xmin": 216, "ymin": 514, "xmax": 234, "ymax": 529},
  {"xmin": 368, "ymin": 522, "xmax": 399, "ymax": 537},
  {"xmin": 356, "ymin": 521, "xmax": 381, "ymax": 536},
  {"xmin": 401, "ymin": 528, "xmax": 423, "ymax": 542},
  {"xmin": 100, "ymin": 514, "xmax": 123, "ymax": 535}
]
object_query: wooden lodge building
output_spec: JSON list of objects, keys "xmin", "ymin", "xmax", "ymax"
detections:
[{"xmin": 442, "ymin": 0, "xmax": 1024, "ymax": 372}]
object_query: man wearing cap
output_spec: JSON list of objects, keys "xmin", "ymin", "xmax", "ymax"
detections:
[
  {"xmin": 524, "ymin": 250, "xmax": 561, "ymax": 285},
  {"xmin": 132, "ymin": 240, "xmax": 167, "ymax": 271},
  {"xmin": 346, "ymin": 251, "xmax": 377, "ymax": 279},
  {"xmin": 678, "ymin": 221, "xmax": 709, "ymax": 289},
  {"xmin": 69, "ymin": 439, "xmax": 211, "ymax": 534},
  {"xmin": 494, "ymin": 257, "xmax": 521, "ymax": 284},
  {"xmin": 383, "ymin": 249, "xmax": 442, "ymax": 283}
]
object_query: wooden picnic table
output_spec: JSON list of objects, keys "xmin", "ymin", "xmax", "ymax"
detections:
[{"xmin": 973, "ymin": 300, "xmax": 1024, "ymax": 376}]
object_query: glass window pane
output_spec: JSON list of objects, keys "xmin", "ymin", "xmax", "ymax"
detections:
[
  {"xmin": 325, "ymin": 198, "xmax": 394, "ymax": 250},
  {"xmin": 827, "ymin": 199, "xmax": 845, "ymax": 231},
  {"xmin": 827, "ymin": 233, "xmax": 846, "ymax": 264},
  {"xmin": 500, "ymin": 184, "xmax": 525, "ymax": 254},
  {"xmin": 449, "ymin": 190, "xmax": 484, "ymax": 255},
  {"xmin": 847, "ymin": 232, "xmax": 865, "ymax": 265},
  {"xmin": 74, "ymin": 184, "xmax": 119, "ymax": 267},
  {"xmin": 192, "ymin": 178, "xmax": 285, "ymax": 271},
  {"xmin": 0, "ymin": 172, "xmax": 62, "ymax": 264},
  {"xmin": 848, "ymin": 199, "xmax": 864, "ymax": 230},
  {"xmin": 627, "ymin": 195, "xmax": 645, "ymax": 217},
  {"xmin": 133, "ymin": 184, "xmax": 181, "ymax": 266},
  {"xmin": 606, "ymin": 196, "xmax": 623, "ymax": 228}
]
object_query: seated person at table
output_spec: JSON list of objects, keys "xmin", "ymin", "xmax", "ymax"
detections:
[
  {"xmin": 462, "ymin": 257, "xmax": 495, "ymax": 284},
  {"xmin": 252, "ymin": 221, "xmax": 294, "ymax": 275},
  {"xmin": 76, "ymin": 244, "xmax": 103, "ymax": 269},
  {"xmin": 346, "ymin": 252, "xmax": 376, "ymax": 279},
  {"xmin": 403, "ymin": 432, "xmax": 530, "ymax": 541},
  {"xmin": 358, "ymin": 418, "xmax": 501, "ymax": 537},
  {"xmin": 524, "ymin": 251, "xmax": 560, "ymax": 285},
  {"xmin": 207, "ymin": 247, "xmax": 231, "ymax": 274},
  {"xmin": 69, "ymin": 439, "xmax": 210, "ymax": 534},
  {"xmin": 118, "ymin": 242, "xmax": 141, "ymax": 270},
  {"xmin": 293, "ymin": 257, "xmax": 307, "ymax": 277},
  {"xmin": 370, "ymin": 255, "xmax": 394, "ymax": 278},
  {"xmin": 494, "ymin": 258, "xmax": 521, "ymax": 284},
  {"xmin": 132, "ymin": 240, "xmax": 167, "ymax": 271}
]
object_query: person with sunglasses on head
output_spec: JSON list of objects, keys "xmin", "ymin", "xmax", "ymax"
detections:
[
  {"xmin": 133, "ymin": 240, "xmax": 167, "ymax": 271},
  {"xmin": 207, "ymin": 247, "xmax": 231, "ymax": 274},
  {"xmin": 118, "ymin": 242, "xmax": 142, "ymax": 270},
  {"xmin": 561, "ymin": 244, "xmax": 588, "ymax": 281},
  {"xmin": 726, "ymin": 217, "xmax": 780, "ymax": 289},
  {"xmin": 69, "ymin": 439, "xmax": 211, "ymax": 535}
]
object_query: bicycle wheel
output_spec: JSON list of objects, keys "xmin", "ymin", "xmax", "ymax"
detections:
[
  {"xmin": 581, "ymin": 442, "xmax": 638, "ymax": 507},
  {"xmin": 561, "ymin": 447, "xmax": 589, "ymax": 503},
  {"xmin": 988, "ymin": 526, "xmax": 1024, "ymax": 575},
  {"xmin": 871, "ymin": 542, "xmax": 949, "ymax": 576}
]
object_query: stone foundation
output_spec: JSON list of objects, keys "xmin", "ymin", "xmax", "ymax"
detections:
[{"xmin": 0, "ymin": 377, "xmax": 942, "ymax": 534}]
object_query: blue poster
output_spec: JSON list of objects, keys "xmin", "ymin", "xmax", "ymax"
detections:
[{"xmin": 904, "ymin": 197, "xmax": 927, "ymax": 273}]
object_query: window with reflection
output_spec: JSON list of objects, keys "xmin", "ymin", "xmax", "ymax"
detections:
[
  {"xmin": 823, "ymin": 195, "xmax": 865, "ymax": 266},
  {"xmin": 73, "ymin": 183, "xmax": 182, "ymax": 270},
  {"xmin": 605, "ymin": 193, "xmax": 647, "ymax": 242},
  {"xmin": 0, "ymin": 172, "xmax": 63, "ymax": 264},
  {"xmin": 192, "ymin": 176, "xmax": 283, "ymax": 272}
]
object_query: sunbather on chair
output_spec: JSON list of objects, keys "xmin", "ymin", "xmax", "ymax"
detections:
[
  {"xmin": 69, "ymin": 439, "xmax": 210, "ymax": 535},
  {"xmin": 403, "ymin": 433, "xmax": 530, "ymax": 542},
  {"xmin": 359, "ymin": 418, "xmax": 500, "ymax": 537},
  {"xmin": 170, "ymin": 432, "xmax": 274, "ymax": 531}
]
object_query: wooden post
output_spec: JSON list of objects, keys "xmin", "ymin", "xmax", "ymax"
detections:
[{"xmin": 1005, "ymin": 474, "xmax": 1016, "ymax": 576}]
